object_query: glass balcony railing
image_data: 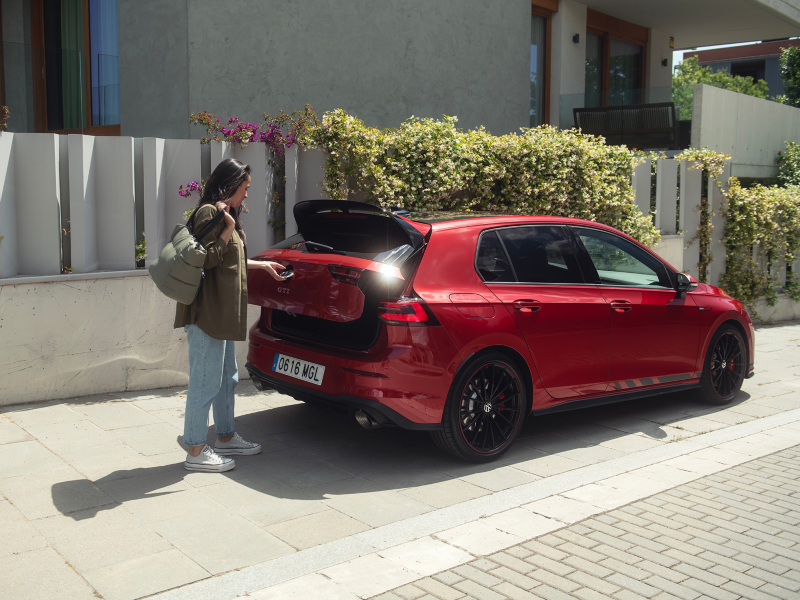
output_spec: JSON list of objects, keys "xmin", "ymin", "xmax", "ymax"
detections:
[{"xmin": 1, "ymin": 41, "xmax": 119, "ymax": 134}]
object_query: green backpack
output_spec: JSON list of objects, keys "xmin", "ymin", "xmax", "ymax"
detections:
[{"xmin": 148, "ymin": 209, "xmax": 226, "ymax": 305}]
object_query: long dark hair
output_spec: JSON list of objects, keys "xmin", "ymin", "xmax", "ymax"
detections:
[{"xmin": 195, "ymin": 158, "xmax": 251, "ymax": 249}]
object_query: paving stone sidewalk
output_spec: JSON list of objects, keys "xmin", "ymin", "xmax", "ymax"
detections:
[{"xmin": 369, "ymin": 445, "xmax": 800, "ymax": 600}]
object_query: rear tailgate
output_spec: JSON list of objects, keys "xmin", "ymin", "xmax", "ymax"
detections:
[
  {"xmin": 248, "ymin": 200, "xmax": 426, "ymax": 323},
  {"xmin": 248, "ymin": 252, "xmax": 403, "ymax": 322}
]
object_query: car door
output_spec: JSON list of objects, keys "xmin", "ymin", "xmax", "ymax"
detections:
[
  {"xmin": 478, "ymin": 225, "xmax": 611, "ymax": 400},
  {"xmin": 570, "ymin": 226, "xmax": 700, "ymax": 390}
]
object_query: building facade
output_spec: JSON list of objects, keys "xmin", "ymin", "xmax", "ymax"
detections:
[{"xmin": 1, "ymin": 0, "xmax": 799, "ymax": 138}]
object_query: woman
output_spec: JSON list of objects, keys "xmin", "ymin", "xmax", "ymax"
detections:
[{"xmin": 175, "ymin": 158, "xmax": 284, "ymax": 472}]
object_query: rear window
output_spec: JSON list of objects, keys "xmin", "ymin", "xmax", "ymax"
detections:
[
  {"xmin": 476, "ymin": 226, "xmax": 585, "ymax": 284},
  {"xmin": 498, "ymin": 226, "xmax": 584, "ymax": 284},
  {"xmin": 273, "ymin": 211, "xmax": 417, "ymax": 267}
]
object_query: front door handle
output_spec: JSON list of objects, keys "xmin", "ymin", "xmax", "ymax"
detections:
[
  {"xmin": 610, "ymin": 300, "xmax": 632, "ymax": 313},
  {"xmin": 513, "ymin": 299, "xmax": 541, "ymax": 313}
]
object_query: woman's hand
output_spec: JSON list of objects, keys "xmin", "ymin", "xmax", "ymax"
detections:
[
  {"xmin": 247, "ymin": 260, "xmax": 286, "ymax": 281},
  {"xmin": 215, "ymin": 201, "xmax": 236, "ymax": 228}
]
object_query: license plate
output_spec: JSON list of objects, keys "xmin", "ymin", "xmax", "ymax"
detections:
[{"xmin": 272, "ymin": 353, "xmax": 325, "ymax": 385}]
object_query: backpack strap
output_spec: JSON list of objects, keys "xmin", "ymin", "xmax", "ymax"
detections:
[{"xmin": 189, "ymin": 206, "xmax": 228, "ymax": 243}]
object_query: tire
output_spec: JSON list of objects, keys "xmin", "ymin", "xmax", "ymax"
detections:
[
  {"xmin": 431, "ymin": 351, "xmax": 527, "ymax": 462},
  {"xmin": 694, "ymin": 324, "xmax": 747, "ymax": 405}
]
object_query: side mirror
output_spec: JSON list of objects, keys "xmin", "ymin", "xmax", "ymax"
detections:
[{"xmin": 675, "ymin": 273, "xmax": 698, "ymax": 299}]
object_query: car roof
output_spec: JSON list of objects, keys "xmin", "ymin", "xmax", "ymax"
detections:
[{"xmin": 424, "ymin": 215, "xmax": 618, "ymax": 233}]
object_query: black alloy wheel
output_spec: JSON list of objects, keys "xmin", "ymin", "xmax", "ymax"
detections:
[
  {"xmin": 695, "ymin": 324, "xmax": 747, "ymax": 405},
  {"xmin": 459, "ymin": 363, "xmax": 521, "ymax": 453},
  {"xmin": 432, "ymin": 352, "xmax": 526, "ymax": 462},
  {"xmin": 710, "ymin": 331, "xmax": 745, "ymax": 398}
]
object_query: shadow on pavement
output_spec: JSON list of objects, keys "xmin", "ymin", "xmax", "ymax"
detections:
[{"xmin": 50, "ymin": 387, "xmax": 751, "ymax": 521}]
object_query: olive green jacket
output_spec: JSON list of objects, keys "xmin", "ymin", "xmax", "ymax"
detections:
[{"xmin": 174, "ymin": 204, "xmax": 248, "ymax": 341}]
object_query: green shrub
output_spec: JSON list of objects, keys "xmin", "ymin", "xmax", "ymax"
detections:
[
  {"xmin": 778, "ymin": 141, "xmax": 800, "ymax": 188},
  {"xmin": 776, "ymin": 46, "xmax": 800, "ymax": 108},
  {"xmin": 303, "ymin": 110, "xmax": 659, "ymax": 246},
  {"xmin": 720, "ymin": 180, "xmax": 800, "ymax": 311},
  {"xmin": 672, "ymin": 57, "xmax": 769, "ymax": 121}
]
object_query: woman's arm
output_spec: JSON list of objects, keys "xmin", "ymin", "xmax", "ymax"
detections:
[{"xmin": 247, "ymin": 259, "xmax": 285, "ymax": 281}]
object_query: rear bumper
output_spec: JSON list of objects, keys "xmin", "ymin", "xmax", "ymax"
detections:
[{"xmin": 245, "ymin": 363, "xmax": 441, "ymax": 431}]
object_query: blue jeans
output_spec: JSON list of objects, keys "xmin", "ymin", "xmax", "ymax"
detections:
[{"xmin": 183, "ymin": 324, "xmax": 238, "ymax": 447}]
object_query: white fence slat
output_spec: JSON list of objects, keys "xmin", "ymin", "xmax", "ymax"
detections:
[
  {"xmin": 68, "ymin": 134, "xmax": 98, "ymax": 273},
  {"xmin": 0, "ymin": 132, "xmax": 18, "ymax": 278},
  {"xmin": 209, "ymin": 142, "xmax": 276, "ymax": 255},
  {"xmin": 163, "ymin": 139, "xmax": 202, "ymax": 248},
  {"xmin": 680, "ymin": 161, "xmax": 702, "ymax": 280},
  {"xmin": 632, "ymin": 158, "xmax": 651, "ymax": 217},
  {"xmin": 15, "ymin": 134, "xmax": 62, "ymax": 276},
  {"xmin": 655, "ymin": 158, "xmax": 678, "ymax": 235},
  {"xmin": 709, "ymin": 160, "xmax": 732, "ymax": 287},
  {"xmin": 234, "ymin": 143, "xmax": 274, "ymax": 255},
  {"xmin": 285, "ymin": 145, "xmax": 330, "ymax": 237},
  {"xmin": 143, "ymin": 137, "xmax": 166, "ymax": 266},
  {"xmin": 95, "ymin": 137, "xmax": 136, "ymax": 271}
]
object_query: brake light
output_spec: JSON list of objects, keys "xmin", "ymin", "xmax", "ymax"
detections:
[
  {"xmin": 378, "ymin": 298, "xmax": 437, "ymax": 326},
  {"xmin": 328, "ymin": 265, "xmax": 363, "ymax": 286}
]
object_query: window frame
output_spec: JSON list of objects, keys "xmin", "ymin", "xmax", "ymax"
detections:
[
  {"xmin": 585, "ymin": 9, "xmax": 648, "ymax": 108},
  {"xmin": 531, "ymin": 1, "xmax": 554, "ymax": 126},
  {"xmin": 474, "ymin": 224, "xmax": 592, "ymax": 286},
  {"xmin": 30, "ymin": 0, "xmax": 120, "ymax": 135},
  {"xmin": 569, "ymin": 225, "xmax": 677, "ymax": 290}
]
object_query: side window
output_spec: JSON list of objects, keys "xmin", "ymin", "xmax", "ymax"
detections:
[
  {"xmin": 476, "ymin": 231, "xmax": 515, "ymax": 282},
  {"xmin": 575, "ymin": 228, "xmax": 672, "ymax": 288},
  {"xmin": 497, "ymin": 226, "xmax": 584, "ymax": 284}
]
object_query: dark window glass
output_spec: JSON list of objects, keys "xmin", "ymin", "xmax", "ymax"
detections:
[
  {"xmin": 497, "ymin": 226, "xmax": 584, "ymax": 284},
  {"xmin": 585, "ymin": 32, "xmax": 604, "ymax": 108},
  {"xmin": 575, "ymin": 227, "xmax": 672, "ymax": 288},
  {"xmin": 609, "ymin": 38, "xmax": 643, "ymax": 106},
  {"xmin": 90, "ymin": 0, "xmax": 120, "ymax": 126},
  {"xmin": 476, "ymin": 231, "xmax": 514, "ymax": 282}
]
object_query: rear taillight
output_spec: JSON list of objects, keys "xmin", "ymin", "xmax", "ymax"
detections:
[
  {"xmin": 328, "ymin": 265, "xmax": 363, "ymax": 286},
  {"xmin": 378, "ymin": 298, "xmax": 438, "ymax": 326}
]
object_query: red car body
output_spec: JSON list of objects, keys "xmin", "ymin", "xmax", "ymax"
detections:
[{"xmin": 246, "ymin": 201, "xmax": 754, "ymax": 458}]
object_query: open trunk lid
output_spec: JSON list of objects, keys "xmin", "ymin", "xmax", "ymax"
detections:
[{"xmin": 248, "ymin": 200, "xmax": 427, "ymax": 323}]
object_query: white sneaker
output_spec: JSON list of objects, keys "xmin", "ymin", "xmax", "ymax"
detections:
[
  {"xmin": 184, "ymin": 445, "xmax": 235, "ymax": 472},
  {"xmin": 215, "ymin": 432, "xmax": 262, "ymax": 456}
]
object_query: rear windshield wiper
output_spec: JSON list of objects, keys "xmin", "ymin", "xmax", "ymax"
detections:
[{"xmin": 304, "ymin": 241, "xmax": 346, "ymax": 255}]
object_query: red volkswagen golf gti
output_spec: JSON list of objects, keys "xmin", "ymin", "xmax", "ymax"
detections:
[{"xmin": 246, "ymin": 200, "xmax": 755, "ymax": 462}]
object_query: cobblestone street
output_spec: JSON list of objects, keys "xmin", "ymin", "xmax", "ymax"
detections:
[{"xmin": 368, "ymin": 446, "xmax": 800, "ymax": 600}]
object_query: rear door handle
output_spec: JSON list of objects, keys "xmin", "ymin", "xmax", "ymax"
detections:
[
  {"xmin": 513, "ymin": 299, "xmax": 541, "ymax": 312},
  {"xmin": 610, "ymin": 300, "xmax": 632, "ymax": 313}
]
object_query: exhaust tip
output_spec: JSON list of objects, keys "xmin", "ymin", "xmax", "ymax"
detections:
[
  {"xmin": 354, "ymin": 410, "xmax": 377, "ymax": 429},
  {"xmin": 250, "ymin": 376, "xmax": 264, "ymax": 391}
]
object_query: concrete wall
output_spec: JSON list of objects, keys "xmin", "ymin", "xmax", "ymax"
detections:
[
  {"xmin": 692, "ymin": 84, "xmax": 800, "ymax": 179},
  {"xmin": 0, "ymin": 273, "xmax": 256, "ymax": 406},
  {"xmin": 118, "ymin": 0, "xmax": 530, "ymax": 138},
  {"xmin": 118, "ymin": 0, "xmax": 191, "ymax": 139},
  {"xmin": 549, "ymin": 0, "xmax": 587, "ymax": 128},
  {"xmin": 645, "ymin": 28, "xmax": 673, "ymax": 95}
]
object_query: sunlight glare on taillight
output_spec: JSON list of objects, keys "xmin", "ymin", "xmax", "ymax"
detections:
[
  {"xmin": 377, "ymin": 299, "xmax": 432, "ymax": 325},
  {"xmin": 328, "ymin": 265, "xmax": 363, "ymax": 286}
]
